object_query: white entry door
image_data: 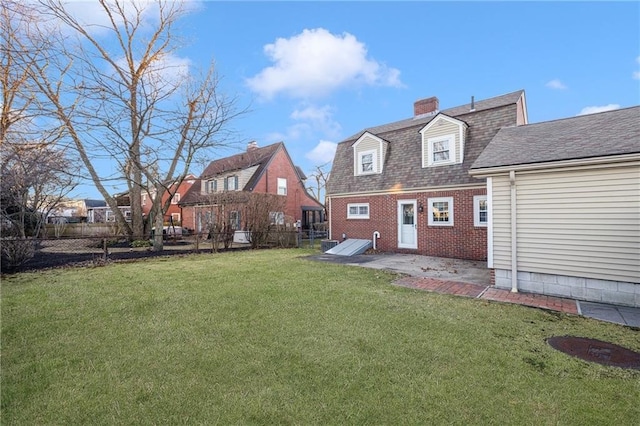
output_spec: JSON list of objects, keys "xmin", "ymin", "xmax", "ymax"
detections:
[{"xmin": 397, "ymin": 200, "xmax": 417, "ymax": 249}]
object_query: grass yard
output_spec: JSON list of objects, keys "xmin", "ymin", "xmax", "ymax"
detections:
[{"xmin": 2, "ymin": 249, "xmax": 639, "ymax": 425}]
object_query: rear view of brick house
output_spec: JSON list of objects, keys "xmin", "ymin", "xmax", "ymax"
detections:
[
  {"xmin": 326, "ymin": 90, "xmax": 528, "ymax": 261},
  {"xmin": 180, "ymin": 141, "xmax": 324, "ymax": 235}
]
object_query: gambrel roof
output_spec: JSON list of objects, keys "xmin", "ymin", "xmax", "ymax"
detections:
[
  {"xmin": 471, "ymin": 106, "xmax": 640, "ymax": 171},
  {"xmin": 327, "ymin": 90, "xmax": 526, "ymax": 195}
]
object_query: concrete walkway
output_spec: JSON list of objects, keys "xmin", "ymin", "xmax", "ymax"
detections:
[{"xmin": 309, "ymin": 253, "xmax": 640, "ymax": 327}]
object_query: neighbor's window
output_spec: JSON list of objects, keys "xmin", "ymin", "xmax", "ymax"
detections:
[
  {"xmin": 427, "ymin": 135, "xmax": 455, "ymax": 166},
  {"xmin": 225, "ymin": 176, "xmax": 239, "ymax": 191},
  {"xmin": 269, "ymin": 211, "xmax": 285, "ymax": 225},
  {"xmin": 347, "ymin": 203, "xmax": 370, "ymax": 219},
  {"xmin": 474, "ymin": 195, "xmax": 487, "ymax": 227},
  {"xmin": 357, "ymin": 150, "xmax": 377, "ymax": 175},
  {"xmin": 428, "ymin": 197, "xmax": 454, "ymax": 226},
  {"xmin": 277, "ymin": 178, "xmax": 287, "ymax": 195},
  {"xmin": 207, "ymin": 179, "xmax": 217, "ymax": 193},
  {"xmin": 171, "ymin": 213, "xmax": 181, "ymax": 224},
  {"xmin": 229, "ymin": 211, "xmax": 240, "ymax": 230},
  {"xmin": 171, "ymin": 193, "xmax": 180, "ymax": 204}
]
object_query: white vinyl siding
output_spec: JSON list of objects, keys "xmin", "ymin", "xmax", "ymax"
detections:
[
  {"xmin": 491, "ymin": 175, "xmax": 512, "ymax": 267},
  {"xmin": 491, "ymin": 164, "xmax": 640, "ymax": 283}
]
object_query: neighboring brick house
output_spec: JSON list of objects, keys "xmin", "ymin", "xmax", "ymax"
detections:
[
  {"xmin": 326, "ymin": 90, "xmax": 528, "ymax": 261},
  {"xmin": 141, "ymin": 174, "xmax": 197, "ymax": 225},
  {"xmin": 179, "ymin": 141, "xmax": 324, "ymax": 235}
]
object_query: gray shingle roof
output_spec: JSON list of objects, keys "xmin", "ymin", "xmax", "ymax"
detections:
[
  {"xmin": 471, "ymin": 106, "xmax": 640, "ymax": 170},
  {"xmin": 327, "ymin": 90, "xmax": 525, "ymax": 195}
]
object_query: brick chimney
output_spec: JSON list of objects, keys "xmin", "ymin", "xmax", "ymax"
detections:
[
  {"xmin": 247, "ymin": 140, "xmax": 258, "ymax": 151},
  {"xmin": 414, "ymin": 96, "xmax": 439, "ymax": 116}
]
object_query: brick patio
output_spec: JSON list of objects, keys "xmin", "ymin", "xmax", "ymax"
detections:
[{"xmin": 394, "ymin": 276, "xmax": 579, "ymax": 315}]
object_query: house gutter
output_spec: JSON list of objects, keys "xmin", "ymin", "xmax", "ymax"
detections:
[{"xmin": 509, "ymin": 170, "xmax": 518, "ymax": 293}]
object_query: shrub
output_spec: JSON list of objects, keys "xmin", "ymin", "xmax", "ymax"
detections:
[
  {"xmin": 1, "ymin": 238, "xmax": 35, "ymax": 268},
  {"xmin": 131, "ymin": 239, "xmax": 151, "ymax": 248}
]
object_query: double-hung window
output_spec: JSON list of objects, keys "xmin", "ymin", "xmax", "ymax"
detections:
[
  {"xmin": 357, "ymin": 150, "xmax": 377, "ymax": 175},
  {"xmin": 225, "ymin": 176, "xmax": 239, "ymax": 191},
  {"xmin": 474, "ymin": 195, "xmax": 488, "ymax": 227},
  {"xmin": 427, "ymin": 135, "xmax": 456, "ymax": 166},
  {"xmin": 277, "ymin": 178, "xmax": 287, "ymax": 195},
  {"xmin": 428, "ymin": 197, "xmax": 454, "ymax": 226},
  {"xmin": 347, "ymin": 203, "xmax": 370, "ymax": 219},
  {"xmin": 171, "ymin": 193, "xmax": 180, "ymax": 204}
]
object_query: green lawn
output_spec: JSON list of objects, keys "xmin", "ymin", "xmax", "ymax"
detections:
[{"xmin": 2, "ymin": 249, "xmax": 639, "ymax": 425}]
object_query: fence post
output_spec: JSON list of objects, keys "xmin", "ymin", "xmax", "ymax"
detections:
[{"xmin": 103, "ymin": 238, "xmax": 108, "ymax": 262}]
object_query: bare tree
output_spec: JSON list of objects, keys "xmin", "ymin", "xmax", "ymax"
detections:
[
  {"xmin": 1, "ymin": 1, "xmax": 79, "ymax": 243},
  {"xmin": 23, "ymin": 0, "xmax": 243, "ymax": 250},
  {"xmin": 306, "ymin": 162, "xmax": 331, "ymax": 206}
]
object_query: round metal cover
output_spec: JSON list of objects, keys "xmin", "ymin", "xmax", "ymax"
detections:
[{"xmin": 547, "ymin": 336, "xmax": 640, "ymax": 370}]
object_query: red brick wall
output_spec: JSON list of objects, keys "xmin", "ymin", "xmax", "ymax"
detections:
[
  {"xmin": 253, "ymin": 148, "xmax": 322, "ymax": 222},
  {"xmin": 329, "ymin": 187, "xmax": 487, "ymax": 261}
]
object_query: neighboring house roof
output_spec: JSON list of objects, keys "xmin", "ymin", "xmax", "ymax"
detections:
[
  {"xmin": 181, "ymin": 142, "xmax": 309, "ymax": 206},
  {"xmin": 471, "ymin": 106, "xmax": 640, "ymax": 171},
  {"xmin": 84, "ymin": 199, "xmax": 107, "ymax": 208},
  {"xmin": 200, "ymin": 142, "xmax": 282, "ymax": 191},
  {"xmin": 345, "ymin": 90, "xmax": 525, "ymax": 140},
  {"xmin": 328, "ymin": 90, "xmax": 525, "ymax": 195}
]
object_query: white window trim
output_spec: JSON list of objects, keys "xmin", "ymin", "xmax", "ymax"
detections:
[
  {"xmin": 171, "ymin": 193, "xmax": 181, "ymax": 204},
  {"xmin": 347, "ymin": 203, "xmax": 370, "ymax": 219},
  {"xmin": 356, "ymin": 150, "xmax": 377, "ymax": 176},
  {"xmin": 427, "ymin": 197, "xmax": 454, "ymax": 226},
  {"xmin": 473, "ymin": 195, "xmax": 488, "ymax": 227},
  {"xmin": 277, "ymin": 178, "xmax": 287, "ymax": 195},
  {"xmin": 171, "ymin": 213, "xmax": 181, "ymax": 223},
  {"xmin": 425, "ymin": 134, "xmax": 456, "ymax": 167}
]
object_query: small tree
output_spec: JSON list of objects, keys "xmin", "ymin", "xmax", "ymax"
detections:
[{"xmin": 242, "ymin": 193, "xmax": 286, "ymax": 249}]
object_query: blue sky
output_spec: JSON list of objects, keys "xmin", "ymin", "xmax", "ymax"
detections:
[{"xmin": 69, "ymin": 1, "xmax": 640, "ymax": 199}]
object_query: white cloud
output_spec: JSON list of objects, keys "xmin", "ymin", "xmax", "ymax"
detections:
[
  {"xmin": 43, "ymin": 1, "xmax": 202, "ymax": 38},
  {"xmin": 290, "ymin": 104, "xmax": 341, "ymax": 139},
  {"xmin": 246, "ymin": 28, "xmax": 403, "ymax": 100},
  {"xmin": 306, "ymin": 140, "xmax": 337, "ymax": 165},
  {"xmin": 577, "ymin": 104, "xmax": 620, "ymax": 116},
  {"xmin": 545, "ymin": 79, "xmax": 567, "ymax": 90}
]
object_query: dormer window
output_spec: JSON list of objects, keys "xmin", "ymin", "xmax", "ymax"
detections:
[
  {"xmin": 420, "ymin": 114, "xmax": 467, "ymax": 168},
  {"xmin": 353, "ymin": 132, "xmax": 387, "ymax": 176},
  {"xmin": 427, "ymin": 135, "xmax": 456, "ymax": 166}
]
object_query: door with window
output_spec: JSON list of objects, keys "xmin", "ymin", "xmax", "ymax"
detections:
[{"xmin": 397, "ymin": 200, "xmax": 417, "ymax": 249}]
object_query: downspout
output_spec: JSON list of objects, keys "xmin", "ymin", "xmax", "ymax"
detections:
[
  {"xmin": 509, "ymin": 170, "xmax": 518, "ymax": 293},
  {"xmin": 326, "ymin": 196, "xmax": 332, "ymax": 240},
  {"xmin": 373, "ymin": 231, "xmax": 380, "ymax": 250}
]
